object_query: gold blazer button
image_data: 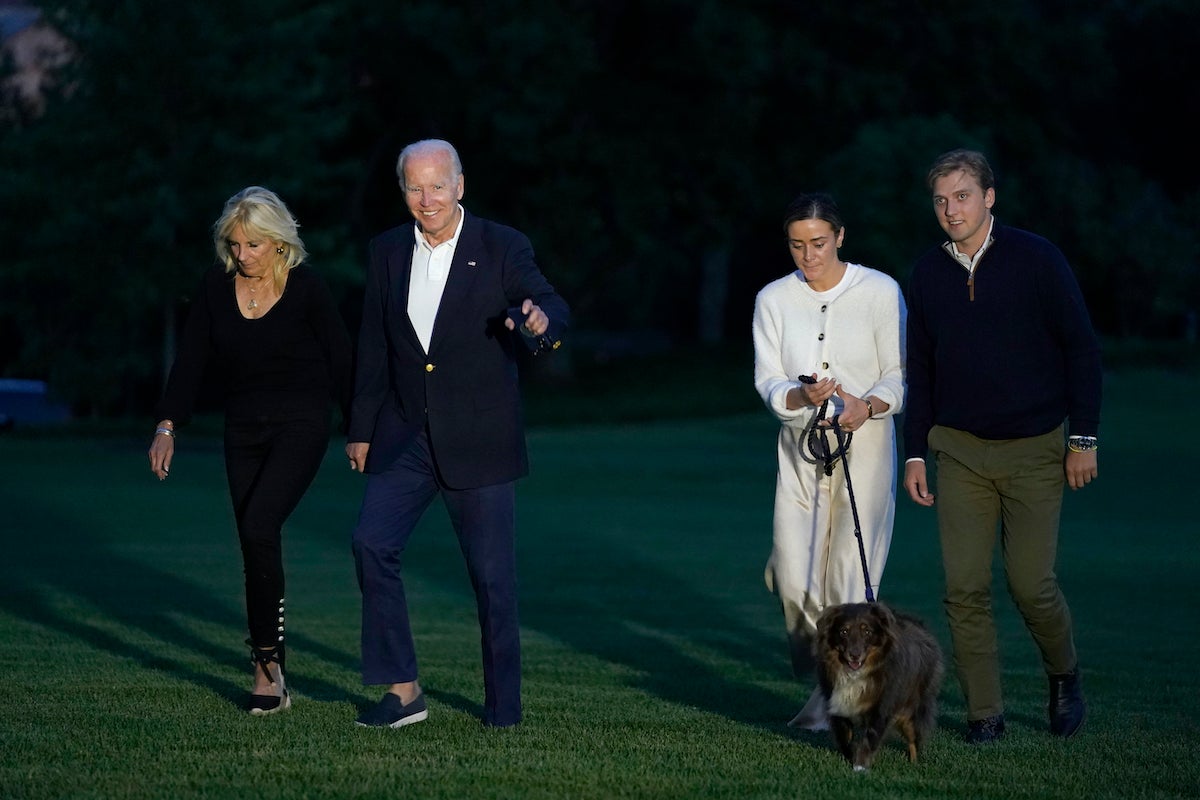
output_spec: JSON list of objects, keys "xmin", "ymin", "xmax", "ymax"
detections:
[{"xmin": 425, "ymin": 363, "xmax": 435, "ymax": 373}]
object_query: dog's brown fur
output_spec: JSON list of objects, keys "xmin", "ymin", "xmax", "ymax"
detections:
[{"xmin": 814, "ymin": 602, "xmax": 943, "ymax": 771}]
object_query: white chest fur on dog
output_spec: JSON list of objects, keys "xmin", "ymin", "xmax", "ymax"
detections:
[{"xmin": 827, "ymin": 669, "xmax": 873, "ymax": 717}]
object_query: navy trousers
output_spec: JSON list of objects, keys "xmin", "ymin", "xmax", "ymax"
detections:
[{"xmin": 352, "ymin": 428, "xmax": 521, "ymax": 726}]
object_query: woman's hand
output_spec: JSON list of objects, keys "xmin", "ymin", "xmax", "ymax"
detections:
[
  {"xmin": 148, "ymin": 420, "xmax": 175, "ymax": 481},
  {"xmin": 817, "ymin": 388, "xmax": 886, "ymax": 432},
  {"xmin": 787, "ymin": 373, "xmax": 837, "ymax": 410}
]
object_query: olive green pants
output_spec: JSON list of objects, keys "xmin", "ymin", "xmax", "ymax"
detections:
[{"xmin": 929, "ymin": 424, "xmax": 1078, "ymax": 721}]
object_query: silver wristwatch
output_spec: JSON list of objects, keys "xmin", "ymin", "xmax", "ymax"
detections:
[{"xmin": 1067, "ymin": 435, "xmax": 1098, "ymax": 453}]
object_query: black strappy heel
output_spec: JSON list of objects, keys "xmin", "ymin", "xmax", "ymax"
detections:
[{"xmin": 246, "ymin": 640, "xmax": 291, "ymax": 716}]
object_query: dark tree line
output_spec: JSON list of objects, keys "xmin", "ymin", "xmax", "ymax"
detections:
[{"xmin": 1, "ymin": 0, "xmax": 1197, "ymax": 416}]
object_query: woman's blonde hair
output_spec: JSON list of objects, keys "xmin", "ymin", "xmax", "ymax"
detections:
[{"xmin": 213, "ymin": 186, "xmax": 306, "ymax": 293}]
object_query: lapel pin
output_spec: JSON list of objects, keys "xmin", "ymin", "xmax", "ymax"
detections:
[{"xmin": 467, "ymin": 261, "xmax": 477, "ymax": 267}]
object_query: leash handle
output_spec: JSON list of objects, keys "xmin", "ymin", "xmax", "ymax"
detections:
[{"xmin": 798, "ymin": 375, "xmax": 850, "ymax": 476}]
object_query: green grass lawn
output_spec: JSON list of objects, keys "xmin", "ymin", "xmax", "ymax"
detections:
[{"xmin": 0, "ymin": 368, "xmax": 1196, "ymax": 799}]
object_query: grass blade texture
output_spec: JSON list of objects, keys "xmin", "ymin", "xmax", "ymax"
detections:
[{"xmin": 0, "ymin": 370, "xmax": 1195, "ymax": 799}]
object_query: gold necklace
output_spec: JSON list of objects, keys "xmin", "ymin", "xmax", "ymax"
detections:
[{"xmin": 240, "ymin": 272, "xmax": 267, "ymax": 311}]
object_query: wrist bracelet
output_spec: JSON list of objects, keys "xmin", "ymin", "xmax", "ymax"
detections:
[
  {"xmin": 864, "ymin": 398, "xmax": 875, "ymax": 418},
  {"xmin": 155, "ymin": 427, "xmax": 175, "ymax": 438}
]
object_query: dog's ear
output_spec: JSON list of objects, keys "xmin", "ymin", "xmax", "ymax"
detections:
[
  {"xmin": 868, "ymin": 602, "xmax": 897, "ymax": 633},
  {"xmin": 868, "ymin": 604, "xmax": 897, "ymax": 628}
]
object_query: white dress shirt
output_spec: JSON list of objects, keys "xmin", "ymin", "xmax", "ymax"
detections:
[{"xmin": 407, "ymin": 206, "xmax": 465, "ymax": 353}]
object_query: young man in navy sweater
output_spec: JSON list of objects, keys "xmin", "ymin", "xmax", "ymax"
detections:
[{"xmin": 903, "ymin": 149, "xmax": 1100, "ymax": 744}]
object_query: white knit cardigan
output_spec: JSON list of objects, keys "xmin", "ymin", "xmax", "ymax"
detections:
[{"xmin": 753, "ymin": 263, "xmax": 906, "ymax": 426}]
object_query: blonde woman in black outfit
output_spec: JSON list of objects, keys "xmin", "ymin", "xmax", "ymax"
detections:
[{"xmin": 148, "ymin": 186, "xmax": 352, "ymax": 715}]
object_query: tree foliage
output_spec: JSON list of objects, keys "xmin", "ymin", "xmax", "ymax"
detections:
[
  {"xmin": 1, "ymin": 0, "xmax": 1197, "ymax": 415},
  {"xmin": 0, "ymin": 0, "xmax": 354, "ymax": 414}
]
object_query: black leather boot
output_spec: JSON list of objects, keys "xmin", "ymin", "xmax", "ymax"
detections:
[
  {"xmin": 1048, "ymin": 669, "xmax": 1085, "ymax": 738},
  {"xmin": 965, "ymin": 714, "xmax": 1006, "ymax": 744}
]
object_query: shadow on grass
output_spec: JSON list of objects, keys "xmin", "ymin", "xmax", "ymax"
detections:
[
  {"xmin": 388, "ymin": 524, "xmax": 820, "ymax": 739},
  {"xmin": 0, "ymin": 443, "xmax": 362, "ymax": 712},
  {"xmin": 0, "ymin": 421, "xmax": 890, "ymax": 757},
  {"xmin": 387, "ymin": 417, "xmax": 829, "ymax": 741}
]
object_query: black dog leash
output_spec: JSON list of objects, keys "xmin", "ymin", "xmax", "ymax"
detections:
[
  {"xmin": 831, "ymin": 416, "xmax": 875, "ymax": 603},
  {"xmin": 799, "ymin": 375, "xmax": 875, "ymax": 603}
]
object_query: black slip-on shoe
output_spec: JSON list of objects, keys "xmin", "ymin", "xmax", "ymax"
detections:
[{"xmin": 355, "ymin": 692, "xmax": 428, "ymax": 729}]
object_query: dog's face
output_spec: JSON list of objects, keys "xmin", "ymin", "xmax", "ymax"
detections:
[{"xmin": 817, "ymin": 603, "xmax": 895, "ymax": 672}]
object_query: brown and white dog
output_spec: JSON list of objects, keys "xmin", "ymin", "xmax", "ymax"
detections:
[{"xmin": 813, "ymin": 602, "xmax": 944, "ymax": 771}]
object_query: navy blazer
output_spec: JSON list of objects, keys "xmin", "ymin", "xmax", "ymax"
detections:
[{"xmin": 348, "ymin": 211, "xmax": 569, "ymax": 488}]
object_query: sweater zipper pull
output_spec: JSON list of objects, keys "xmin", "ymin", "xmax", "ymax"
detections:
[{"xmin": 967, "ymin": 272, "xmax": 975, "ymax": 302}]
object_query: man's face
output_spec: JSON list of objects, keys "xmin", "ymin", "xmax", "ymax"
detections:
[
  {"xmin": 402, "ymin": 149, "xmax": 464, "ymax": 246},
  {"xmin": 931, "ymin": 169, "xmax": 995, "ymax": 256}
]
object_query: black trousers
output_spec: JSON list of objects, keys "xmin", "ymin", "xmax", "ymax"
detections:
[{"xmin": 223, "ymin": 411, "xmax": 330, "ymax": 649}]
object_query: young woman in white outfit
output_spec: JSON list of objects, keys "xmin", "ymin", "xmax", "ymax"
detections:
[{"xmin": 752, "ymin": 193, "xmax": 907, "ymax": 729}]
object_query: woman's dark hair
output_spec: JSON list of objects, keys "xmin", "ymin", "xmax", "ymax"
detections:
[{"xmin": 782, "ymin": 192, "xmax": 843, "ymax": 235}]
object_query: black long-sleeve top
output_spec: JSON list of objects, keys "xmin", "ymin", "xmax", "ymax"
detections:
[
  {"xmin": 903, "ymin": 222, "xmax": 1102, "ymax": 461},
  {"xmin": 155, "ymin": 264, "xmax": 353, "ymax": 427}
]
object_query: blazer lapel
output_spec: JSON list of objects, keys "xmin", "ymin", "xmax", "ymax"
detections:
[
  {"xmin": 428, "ymin": 212, "xmax": 482, "ymax": 352},
  {"xmin": 388, "ymin": 224, "xmax": 425, "ymax": 352}
]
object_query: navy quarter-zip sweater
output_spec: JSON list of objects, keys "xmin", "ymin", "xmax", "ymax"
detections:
[{"xmin": 903, "ymin": 221, "xmax": 1102, "ymax": 461}]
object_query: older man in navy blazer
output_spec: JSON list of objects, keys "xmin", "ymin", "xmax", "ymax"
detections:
[{"xmin": 346, "ymin": 139, "xmax": 569, "ymax": 729}]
